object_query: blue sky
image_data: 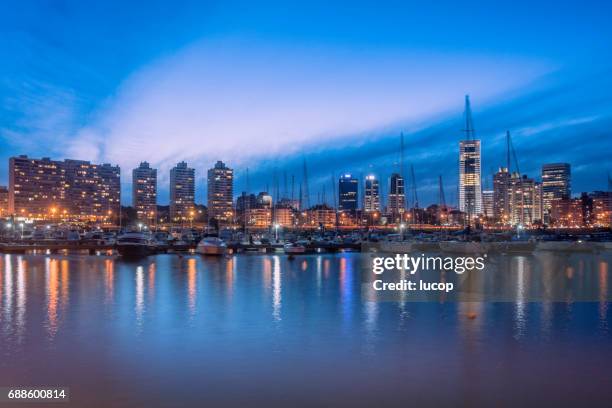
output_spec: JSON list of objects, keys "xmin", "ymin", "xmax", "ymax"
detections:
[{"xmin": 1, "ymin": 1, "xmax": 611, "ymax": 206}]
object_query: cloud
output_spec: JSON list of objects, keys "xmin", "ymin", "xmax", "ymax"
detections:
[{"xmin": 66, "ymin": 38, "xmax": 548, "ymax": 201}]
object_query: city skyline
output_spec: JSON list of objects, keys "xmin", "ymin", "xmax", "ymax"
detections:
[{"xmin": 1, "ymin": 2, "xmax": 612, "ymax": 205}]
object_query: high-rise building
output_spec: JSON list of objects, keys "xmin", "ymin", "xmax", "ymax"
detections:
[
  {"xmin": 0, "ymin": 186, "xmax": 8, "ymax": 217},
  {"xmin": 590, "ymin": 191, "xmax": 612, "ymax": 227},
  {"xmin": 363, "ymin": 175, "xmax": 380, "ymax": 212},
  {"xmin": 132, "ymin": 162, "xmax": 157, "ymax": 221},
  {"xmin": 458, "ymin": 96, "xmax": 482, "ymax": 218},
  {"xmin": 338, "ymin": 173, "xmax": 358, "ymax": 212},
  {"xmin": 493, "ymin": 167, "xmax": 511, "ymax": 224},
  {"xmin": 207, "ymin": 161, "xmax": 234, "ymax": 224},
  {"xmin": 508, "ymin": 174, "xmax": 542, "ymax": 226},
  {"xmin": 482, "ymin": 190, "xmax": 494, "ymax": 220},
  {"xmin": 542, "ymin": 163, "xmax": 571, "ymax": 220},
  {"xmin": 170, "ymin": 161, "xmax": 195, "ymax": 221},
  {"xmin": 8, "ymin": 155, "xmax": 120, "ymax": 222},
  {"xmin": 387, "ymin": 173, "xmax": 405, "ymax": 221},
  {"xmin": 459, "ymin": 140, "xmax": 482, "ymax": 217}
]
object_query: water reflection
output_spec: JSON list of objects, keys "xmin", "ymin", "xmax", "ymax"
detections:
[
  {"xmin": 16, "ymin": 257, "xmax": 26, "ymax": 342},
  {"xmin": 599, "ymin": 261, "xmax": 609, "ymax": 333},
  {"xmin": 104, "ymin": 258, "xmax": 114, "ymax": 304},
  {"xmin": 514, "ymin": 256, "xmax": 527, "ymax": 339},
  {"xmin": 135, "ymin": 265, "xmax": 144, "ymax": 329},
  {"xmin": 45, "ymin": 258, "xmax": 60, "ymax": 339},
  {"xmin": 272, "ymin": 256, "xmax": 281, "ymax": 321},
  {"xmin": 187, "ymin": 258, "xmax": 196, "ymax": 316}
]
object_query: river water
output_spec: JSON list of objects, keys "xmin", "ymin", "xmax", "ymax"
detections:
[{"xmin": 0, "ymin": 252, "xmax": 611, "ymax": 407}]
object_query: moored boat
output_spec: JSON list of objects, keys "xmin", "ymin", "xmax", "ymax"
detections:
[
  {"xmin": 116, "ymin": 232, "xmax": 158, "ymax": 257},
  {"xmin": 196, "ymin": 237, "xmax": 227, "ymax": 255},
  {"xmin": 284, "ymin": 242, "xmax": 306, "ymax": 254}
]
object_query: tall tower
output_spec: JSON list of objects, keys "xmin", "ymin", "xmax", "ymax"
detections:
[
  {"xmin": 207, "ymin": 161, "xmax": 234, "ymax": 225},
  {"xmin": 338, "ymin": 173, "xmax": 358, "ymax": 212},
  {"xmin": 132, "ymin": 162, "xmax": 157, "ymax": 221},
  {"xmin": 541, "ymin": 163, "xmax": 571, "ymax": 222},
  {"xmin": 363, "ymin": 175, "xmax": 380, "ymax": 212},
  {"xmin": 388, "ymin": 173, "xmax": 405, "ymax": 222},
  {"xmin": 170, "ymin": 161, "xmax": 195, "ymax": 221},
  {"xmin": 458, "ymin": 95, "xmax": 483, "ymax": 218}
]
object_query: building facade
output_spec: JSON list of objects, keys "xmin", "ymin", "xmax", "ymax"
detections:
[
  {"xmin": 508, "ymin": 174, "xmax": 542, "ymax": 226},
  {"xmin": 338, "ymin": 174, "xmax": 358, "ymax": 212},
  {"xmin": 170, "ymin": 161, "xmax": 195, "ymax": 221},
  {"xmin": 493, "ymin": 167, "xmax": 511, "ymax": 224},
  {"xmin": 482, "ymin": 190, "xmax": 494, "ymax": 220},
  {"xmin": 8, "ymin": 155, "xmax": 120, "ymax": 222},
  {"xmin": 0, "ymin": 186, "xmax": 8, "ymax": 218},
  {"xmin": 458, "ymin": 140, "xmax": 482, "ymax": 217},
  {"xmin": 542, "ymin": 163, "xmax": 571, "ymax": 221},
  {"xmin": 363, "ymin": 175, "xmax": 380, "ymax": 212},
  {"xmin": 132, "ymin": 162, "xmax": 157, "ymax": 221},
  {"xmin": 207, "ymin": 161, "xmax": 234, "ymax": 224},
  {"xmin": 387, "ymin": 173, "xmax": 405, "ymax": 222}
]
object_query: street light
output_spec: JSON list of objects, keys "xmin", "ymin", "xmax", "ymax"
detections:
[
  {"xmin": 274, "ymin": 223, "xmax": 280, "ymax": 241},
  {"xmin": 19, "ymin": 223, "xmax": 24, "ymax": 239},
  {"xmin": 399, "ymin": 223, "xmax": 406, "ymax": 240},
  {"xmin": 138, "ymin": 222, "xmax": 143, "ymax": 232}
]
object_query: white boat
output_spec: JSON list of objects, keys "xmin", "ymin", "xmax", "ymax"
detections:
[
  {"xmin": 284, "ymin": 242, "xmax": 306, "ymax": 254},
  {"xmin": 116, "ymin": 232, "xmax": 158, "ymax": 257},
  {"xmin": 196, "ymin": 237, "xmax": 227, "ymax": 255}
]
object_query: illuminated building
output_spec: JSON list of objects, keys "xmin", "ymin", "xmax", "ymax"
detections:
[
  {"xmin": 482, "ymin": 190, "xmax": 494, "ymax": 220},
  {"xmin": 307, "ymin": 204, "xmax": 336, "ymax": 228},
  {"xmin": 0, "ymin": 186, "xmax": 8, "ymax": 217},
  {"xmin": 8, "ymin": 155, "xmax": 120, "ymax": 222},
  {"xmin": 387, "ymin": 173, "xmax": 405, "ymax": 222},
  {"xmin": 170, "ymin": 161, "xmax": 195, "ymax": 221},
  {"xmin": 63, "ymin": 160, "xmax": 120, "ymax": 221},
  {"xmin": 236, "ymin": 192, "xmax": 257, "ymax": 227},
  {"xmin": 508, "ymin": 174, "xmax": 541, "ymax": 226},
  {"xmin": 458, "ymin": 140, "xmax": 482, "ymax": 217},
  {"xmin": 338, "ymin": 173, "xmax": 358, "ymax": 212},
  {"xmin": 458, "ymin": 96, "xmax": 482, "ymax": 218},
  {"xmin": 590, "ymin": 191, "xmax": 612, "ymax": 227},
  {"xmin": 363, "ymin": 175, "xmax": 380, "ymax": 212},
  {"xmin": 550, "ymin": 197, "xmax": 583, "ymax": 228},
  {"xmin": 493, "ymin": 167, "xmax": 510, "ymax": 224},
  {"xmin": 207, "ymin": 161, "xmax": 234, "ymax": 225},
  {"xmin": 274, "ymin": 205, "xmax": 294, "ymax": 227},
  {"xmin": 132, "ymin": 162, "xmax": 157, "ymax": 221},
  {"xmin": 249, "ymin": 208, "xmax": 272, "ymax": 228},
  {"xmin": 542, "ymin": 163, "xmax": 571, "ymax": 222}
]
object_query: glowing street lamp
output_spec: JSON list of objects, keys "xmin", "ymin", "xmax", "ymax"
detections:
[
  {"xmin": 274, "ymin": 223, "xmax": 280, "ymax": 241},
  {"xmin": 138, "ymin": 222, "xmax": 143, "ymax": 232}
]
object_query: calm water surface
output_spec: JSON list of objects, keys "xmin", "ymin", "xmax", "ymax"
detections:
[{"xmin": 0, "ymin": 252, "xmax": 611, "ymax": 407}]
